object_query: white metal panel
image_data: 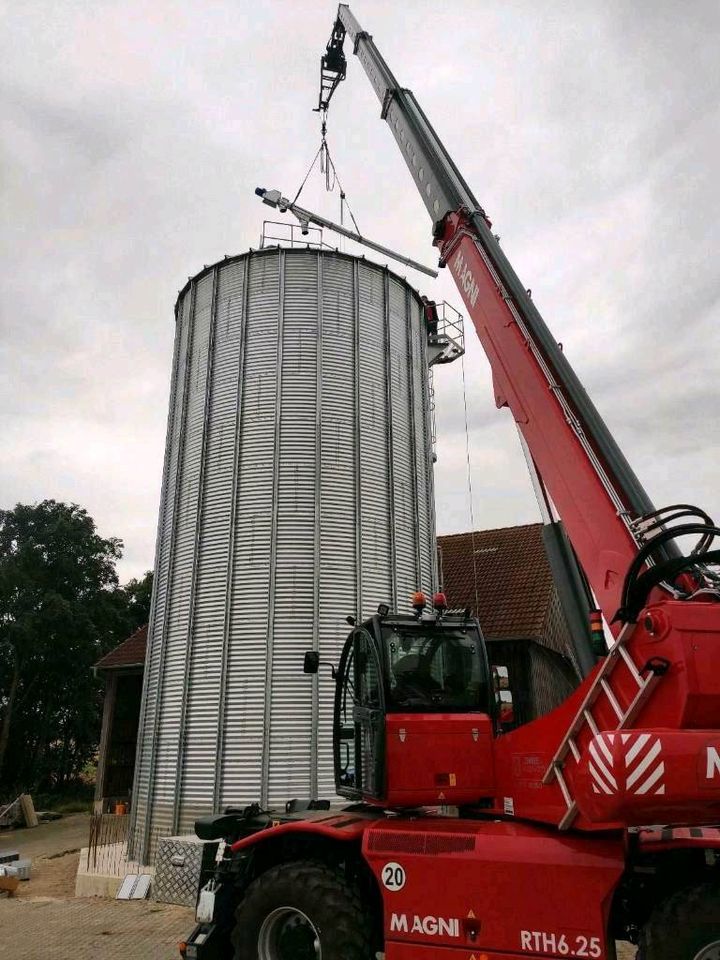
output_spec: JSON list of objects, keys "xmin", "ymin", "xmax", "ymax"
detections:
[
  {"xmin": 316, "ymin": 253, "xmax": 359, "ymax": 796},
  {"xmin": 266, "ymin": 250, "xmax": 318, "ymax": 804},
  {"xmin": 357, "ymin": 262, "xmax": 392, "ymax": 614},
  {"xmin": 130, "ymin": 290, "xmax": 191, "ymax": 858},
  {"xmin": 220, "ymin": 252, "xmax": 279, "ymax": 809},
  {"xmin": 409, "ymin": 294, "xmax": 436, "ymax": 593},
  {"xmin": 178, "ymin": 260, "xmax": 246, "ymax": 833},
  {"xmin": 388, "ymin": 280, "xmax": 418, "ymax": 604},
  {"xmin": 152, "ymin": 272, "xmax": 213, "ymax": 840}
]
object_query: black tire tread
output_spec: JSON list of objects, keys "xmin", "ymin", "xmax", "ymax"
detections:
[
  {"xmin": 638, "ymin": 882, "xmax": 720, "ymax": 960},
  {"xmin": 232, "ymin": 859, "xmax": 372, "ymax": 960}
]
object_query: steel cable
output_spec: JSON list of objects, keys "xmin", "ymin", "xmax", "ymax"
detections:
[{"xmin": 460, "ymin": 350, "xmax": 481, "ymax": 617}]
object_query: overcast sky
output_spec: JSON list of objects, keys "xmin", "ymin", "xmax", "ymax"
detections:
[{"xmin": 2, "ymin": 0, "xmax": 718, "ymax": 583}]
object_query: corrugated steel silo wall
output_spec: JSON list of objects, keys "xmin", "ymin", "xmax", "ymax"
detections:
[{"xmin": 130, "ymin": 248, "xmax": 436, "ymax": 861}]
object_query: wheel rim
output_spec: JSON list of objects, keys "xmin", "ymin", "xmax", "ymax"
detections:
[
  {"xmin": 695, "ymin": 942, "xmax": 720, "ymax": 960},
  {"xmin": 258, "ymin": 906, "xmax": 322, "ymax": 960}
]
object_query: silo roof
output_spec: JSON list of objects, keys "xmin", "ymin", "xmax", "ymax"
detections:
[{"xmin": 175, "ymin": 245, "xmax": 429, "ymax": 312}]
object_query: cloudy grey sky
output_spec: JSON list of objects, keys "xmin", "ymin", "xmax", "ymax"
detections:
[{"xmin": 2, "ymin": 0, "xmax": 719, "ymax": 583}]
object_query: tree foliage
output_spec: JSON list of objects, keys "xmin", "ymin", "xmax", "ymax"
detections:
[
  {"xmin": 122, "ymin": 570, "xmax": 153, "ymax": 634},
  {"xmin": 0, "ymin": 500, "xmax": 151, "ymax": 795}
]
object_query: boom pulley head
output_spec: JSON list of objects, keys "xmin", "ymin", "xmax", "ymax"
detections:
[{"xmin": 316, "ymin": 16, "xmax": 347, "ymax": 114}]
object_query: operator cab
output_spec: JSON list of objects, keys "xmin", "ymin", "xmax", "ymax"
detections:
[{"xmin": 304, "ymin": 594, "xmax": 497, "ymax": 808}]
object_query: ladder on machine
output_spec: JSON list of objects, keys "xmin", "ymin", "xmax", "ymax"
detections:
[{"xmin": 543, "ymin": 623, "xmax": 669, "ymax": 829}]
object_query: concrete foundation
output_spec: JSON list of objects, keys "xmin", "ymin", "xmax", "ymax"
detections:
[{"xmin": 75, "ymin": 843, "xmax": 153, "ymax": 898}]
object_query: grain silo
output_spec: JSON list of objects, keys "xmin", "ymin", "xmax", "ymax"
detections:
[{"xmin": 130, "ymin": 246, "xmax": 457, "ymax": 862}]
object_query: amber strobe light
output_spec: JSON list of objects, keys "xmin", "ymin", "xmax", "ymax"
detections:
[
  {"xmin": 412, "ymin": 591, "xmax": 427, "ymax": 614},
  {"xmin": 589, "ymin": 609, "xmax": 607, "ymax": 656}
]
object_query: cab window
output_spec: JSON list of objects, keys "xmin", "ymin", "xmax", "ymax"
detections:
[{"xmin": 382, "ymin": 627, "xmax": 488, "ymax": 712}]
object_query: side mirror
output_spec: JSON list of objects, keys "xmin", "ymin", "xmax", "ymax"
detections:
[{"xmin": 303, "ymin": 651, "xmax": 320, "ymax": 674}]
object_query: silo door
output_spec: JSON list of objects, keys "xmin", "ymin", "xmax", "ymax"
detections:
[{"xmin": 352, "ymin": 629, "xmax": 386, "ymax": 801}]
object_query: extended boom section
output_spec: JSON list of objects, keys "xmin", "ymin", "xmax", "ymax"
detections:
[{"xmin": 331, "ymin": 3, "xmax": 651, "ymax": 622}]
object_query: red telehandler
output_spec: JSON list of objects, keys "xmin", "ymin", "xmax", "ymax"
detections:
[{"xmin": 181, "ymin": 7, "xmax": 720, "ymax": 959}]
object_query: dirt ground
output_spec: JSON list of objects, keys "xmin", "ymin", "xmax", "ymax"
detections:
[
  {"xmin": 1, "ymin": 813, "xmax": 89, "ymax": 898},
  {"xmin": 13, "ymin": 849, "xmax": 80, "ymax": 898},
  {"xmin": 0, "ymin": 812, "xmax": 91, "ymax": 860}
]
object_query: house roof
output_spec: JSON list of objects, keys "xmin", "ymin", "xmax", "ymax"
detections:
[
  {"xmin": 95, "ymin": 624, "xmax": 148, "ymax": 671},
  {"xmin": 438, "ymin": 523, "xmax": 554, "ymax": 640}
]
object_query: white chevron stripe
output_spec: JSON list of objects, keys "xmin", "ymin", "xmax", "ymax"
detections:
[
  {"xmin": 589, "ymin": 741, "xmax": 617, "ymax": 789},
  {"xmin": 635, "ymin": 761, "xmax": 665, "ymax": 795},
  {"xmin": 655, "ymin": 785, "xmax": 665, "ymax": 795},
  {"xmin": 589, "ymin": 762, "xmax": 613, "ymax": 795},
  {"xmin": 625, "ymin": 733, "xmax": 651, "ymax": 766},
  {"xmin": 621, "ymin": 733, "xmax": 631, "ymax": 744},
  {"xmin": 596, "ymin": 735, "xmax": 614, "ymax": 766},
  {"xmin": 626, "ymin": 739, "xmax": 662, "ymax": 789}
]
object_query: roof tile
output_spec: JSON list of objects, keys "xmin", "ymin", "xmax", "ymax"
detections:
[
  {"xmin": 438, "ymin": 523, "xmax": 554, "ymax": 639},
  {"xmin": 95, "ymin": 624, "xmax": 148, "ymax": 670}
]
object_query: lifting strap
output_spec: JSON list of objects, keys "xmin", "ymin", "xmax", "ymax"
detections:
[{"xmin": 291, "ymin": 112, "xmax": 362, "ymax": 236}]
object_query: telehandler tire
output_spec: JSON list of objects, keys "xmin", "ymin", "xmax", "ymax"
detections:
[
  {"xmin": 638, "ymin": 883, "xmax": 720, "ymax": 960},
  {"xmin": 231, "ymin": 860, "xmax": 373, "ymax": 960}
]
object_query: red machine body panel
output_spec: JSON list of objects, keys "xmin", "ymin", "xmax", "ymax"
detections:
[
  {"xmin": 487, "ymin": 600, "xmax": 720, "ymax": 829},
  {"xmin": 361, "ymin": 817, "xmax": 624, "ymax": 959},
  {"xmin": 384, "ymin": 714, "xmax": 495, "ymax": 807},
  {"xmin": 228, "ymin": 811, "xmax": 370, "ymax": 854},
  {"xmin": 575, "ymin": 729, "xmax": 720, "ymax": 826},
  {"xmin": 228, "ymin": 814, "xmax": 625, "ymax": 959},
  {"xmin": 637, "ymin": 824, "xmax": 720, "ymax": 852},
  {"xmin": 385, "ymin": 948, "xmax": 566, "ymax": 960}
]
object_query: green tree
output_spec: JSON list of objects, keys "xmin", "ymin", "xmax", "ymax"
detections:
[
  {"xmin": 121, "ymin": 570, "xmax": 153, "ymax": 633},
  {"xmin": 0, "ymin": 500, "xmax": 127, "ymax": 790}
]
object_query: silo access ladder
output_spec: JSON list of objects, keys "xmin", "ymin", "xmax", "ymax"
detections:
[{"xmin": 543, "ymin": 623, "xmax": 669, "ymax": 829}]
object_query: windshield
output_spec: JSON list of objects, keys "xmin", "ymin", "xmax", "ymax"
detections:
[{"xmin": 382, "ymin": 625, "xmax": 488, "ymax": 712}]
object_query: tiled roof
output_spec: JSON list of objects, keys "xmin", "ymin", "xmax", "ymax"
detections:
[
  {"xmin": 95, "ymin": 624, "xmax": 148, "ymax": 671},
  {"xmin": 438, "ymin": 523, "xmax": 554, "ymax": 640}
]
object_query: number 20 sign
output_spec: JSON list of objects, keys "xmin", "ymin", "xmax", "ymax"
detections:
[{"xmin": 382, "ymin": 862, "xmax": 406, "ymax": 891}]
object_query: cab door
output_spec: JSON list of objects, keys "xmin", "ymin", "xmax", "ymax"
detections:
[
  {"xmin": 333, "ymin": 628, "xmax": 386, "ymax": 801},
  {"xmin": 353, "ymin": 628, "xmax": 386, "ymax": 800}
]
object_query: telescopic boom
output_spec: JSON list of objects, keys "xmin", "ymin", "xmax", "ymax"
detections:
[{"xmin": 326, "ymin": 4, "xmax": 662, "ymax": 626}]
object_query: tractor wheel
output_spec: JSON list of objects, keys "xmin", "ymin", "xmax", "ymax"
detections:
[
  {"xmin": 231, "ymin": 860, "xmax": 373, "ymax": 960},
  {"xmin": 638, "ymin": 883, "xmax": 720, "ymax": 960}
]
